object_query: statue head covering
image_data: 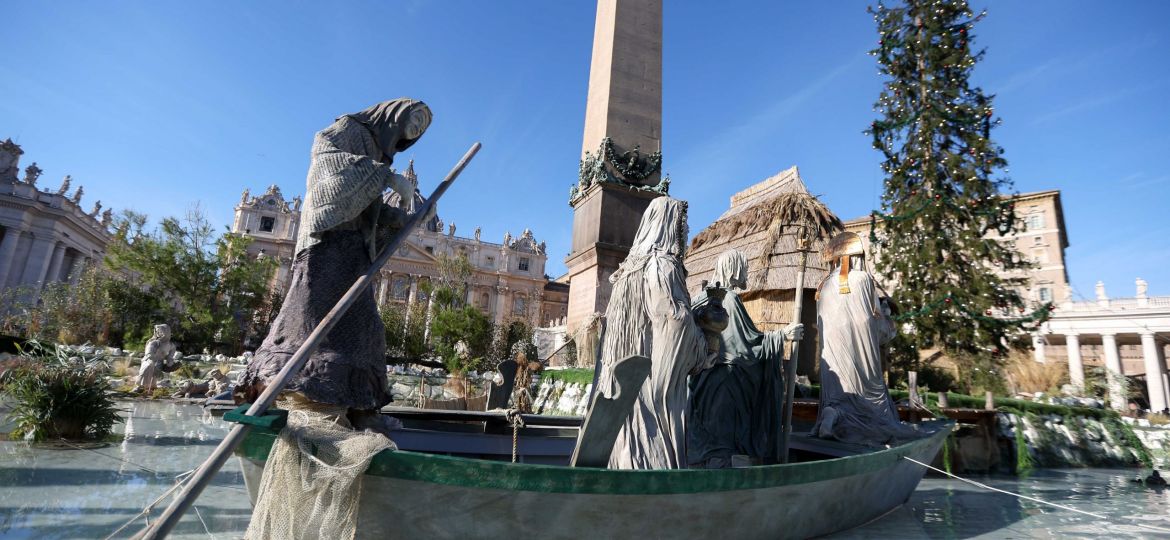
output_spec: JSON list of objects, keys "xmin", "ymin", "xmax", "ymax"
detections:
[
  {"xmin": 345, "ymin": 98, "xmax": 432, "ymax": 163},
  {"xmin": 822, "ymin": 231, "xmax": 864, "ymax": 261},
  {"xmin": 152, "ymin": 324, "xmax": 171, "ymax": 340},
  {"xmin": 611, "ymin": 196, "xmax": 688, "ymax": 284},
  {"xmin": 712, "ymin": 249, "xmax": 749, "ymax": 291}
]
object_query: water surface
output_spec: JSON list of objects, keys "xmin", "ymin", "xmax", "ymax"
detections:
[{"xmin": 3, "ymin": 401, "xmax": 1169, "ymax": 539}]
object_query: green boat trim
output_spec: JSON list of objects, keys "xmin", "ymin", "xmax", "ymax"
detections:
[{"xmin": 236, "ymin": 420, "xmax": 953, "ymax": 496}]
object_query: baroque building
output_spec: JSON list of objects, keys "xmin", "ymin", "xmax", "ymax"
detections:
[
  {"xmin": 232, "ymin": 162, "xmax": 566, "ymax": 329},
  {"xmin": 0, "ymin": 139, "xmax": 112, "ymax": 302}
]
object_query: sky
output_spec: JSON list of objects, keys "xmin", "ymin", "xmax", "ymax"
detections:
[{"xmin": 2, "ymin": 1, "xmax": 1168, "ymax": 300}]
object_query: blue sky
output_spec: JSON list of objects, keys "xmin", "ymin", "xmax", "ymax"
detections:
[{"xmin": 2, "ymin": 1, "xmax": 1167, "ymax": 299}]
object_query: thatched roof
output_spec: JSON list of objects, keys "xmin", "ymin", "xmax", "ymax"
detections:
[{"xmin": 686, "ymin": 166, "xmax": 844, "ymax": 293}]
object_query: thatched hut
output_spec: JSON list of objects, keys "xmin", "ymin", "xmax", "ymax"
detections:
[{"xmin": 685, "ymin": 167, "xmax": 843, "ymax": 381}]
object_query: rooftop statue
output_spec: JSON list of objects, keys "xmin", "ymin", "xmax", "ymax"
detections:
[
  {"xmin": 239, "ymin": 98, "xmax": 433, "ymax": 435},
  {"xmin": 811, "ymin": 232, "xmax": 918, "ymax": 446},
  {"xmin": 594, "ymin": 196, "xmax": 717, "ymax": 469},
  {"xmin": 24, "ymin": 162, "xmax": 42, "ymax": 186},
  {"xmin": 688, "ymin": 249, "xmax": 802, "ymax": 468},
  {"xmin": 57, "ymin": 175, "xmax": 71, "ymax": 195},
  {"xmin": 70, "ymin": 185, "xmax": 84, "ymax": 204}
]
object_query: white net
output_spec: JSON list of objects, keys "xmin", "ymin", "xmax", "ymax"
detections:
[{"xmin": 245, "ymin": 398, "xmax": 396, "ymax": 540}]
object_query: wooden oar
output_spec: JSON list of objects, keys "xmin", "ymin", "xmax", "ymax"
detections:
[
  {"xmin": 135, "ymin": 142, "xmax": 481, "ymax": 540},
  {"xmin": 778, "ymin": 227, "xmax": 809, "ymax": 464}
]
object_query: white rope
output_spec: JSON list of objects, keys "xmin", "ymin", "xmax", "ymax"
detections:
[{"xmin": 903, "ymin": 456, "xmax": 1170, "ymax": 534}]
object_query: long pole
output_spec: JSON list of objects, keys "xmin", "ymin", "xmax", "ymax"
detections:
[
  {"xmin": 135, "ymin": 142, "xmax": 481, "ymax": 539},
  {"xmin": 778, "ymin": 228, "xmax": 809, "ymax": 464}
]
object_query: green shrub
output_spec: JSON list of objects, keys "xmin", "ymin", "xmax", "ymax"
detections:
[{"xmin": 0, "ymin": 341, "xmax": 122, "ymax": 441}]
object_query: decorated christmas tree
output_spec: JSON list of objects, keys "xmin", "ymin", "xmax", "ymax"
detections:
[{"xmin": 866, "ymin": 0, "xmax": 1051, "ymax": 386}]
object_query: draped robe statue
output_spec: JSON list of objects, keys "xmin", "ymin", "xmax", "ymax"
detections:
[
  {"xmin": 811, "ymin": 232, "xmax": 918, "ymax": 446},
  {"xmin": 688, "ymin": 249, "xmax": 801, "ymax": 468},
  {"xmin": 134, "ymin": 324, "xmax": 177, "ymax": 393},
  {"xmin": 594, "ymin": 196, "xmax": 714, "ymax": 470},
  {"xmin": 240, "ymin": 98, "xmax": 432, "ymax": 432}
]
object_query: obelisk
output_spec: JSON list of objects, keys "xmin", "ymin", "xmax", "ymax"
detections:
[{"xmin": 564, "ymin": 0, "xmax": 665, "ymax": 334}]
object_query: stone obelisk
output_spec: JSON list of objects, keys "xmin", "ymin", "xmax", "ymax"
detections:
[{"xmin": 564, "ymin": 0, "xmax": 665, "ymax": 334}]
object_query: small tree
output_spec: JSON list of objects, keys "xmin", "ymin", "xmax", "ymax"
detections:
[{"xmin": 105, "ymin": 206, "xmax": 277, "ymax": 352}]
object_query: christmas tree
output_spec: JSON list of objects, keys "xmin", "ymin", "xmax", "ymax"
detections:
[{"xmin": 866, "ymin": 0, "xmax": 1051, "ymax": 384}]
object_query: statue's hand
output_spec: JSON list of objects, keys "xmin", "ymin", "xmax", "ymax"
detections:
[
  {"xmin": 782, "ymin": 322, "xmax": 804, "ymax": 342},
  {"xmin": 386, "ymin": 172, "xmax": 417, "ymax": 198}
]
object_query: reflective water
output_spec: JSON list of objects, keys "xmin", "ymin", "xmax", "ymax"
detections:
[
  {"xmin": 0, "ymin": 401, "xmax": 251, "ymax": 539},
  {"xmin": 3, "ymin": 401, "xmax": 1170, "ymax": 539}
]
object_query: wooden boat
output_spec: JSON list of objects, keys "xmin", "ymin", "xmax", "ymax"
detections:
[{"xmin": 231, "ymin": 412, "xmax": 953, "ymax": 539}]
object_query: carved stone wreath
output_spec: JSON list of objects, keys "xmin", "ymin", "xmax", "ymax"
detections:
[{"xmin": 569, "ymin": 137, "xmax": 668, "ymax": 206}]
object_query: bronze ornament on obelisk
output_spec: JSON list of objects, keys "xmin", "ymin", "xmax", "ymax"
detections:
[{"xmin": 565, "ymin": 0, "xmax": 667, "ymax": 335}]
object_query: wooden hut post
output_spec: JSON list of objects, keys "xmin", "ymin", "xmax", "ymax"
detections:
[{"xmin": 779, "ymin": 227, "xmax": 809, "ymax": 463}]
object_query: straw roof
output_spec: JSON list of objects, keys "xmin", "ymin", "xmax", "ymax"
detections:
[{"xmin": 686, "ymin": 167, "xmax": 844, "ymax": 293}]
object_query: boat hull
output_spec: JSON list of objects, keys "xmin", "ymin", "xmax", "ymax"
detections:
[{"xmin": 236, "ymin": 421, "xmax": 951, "ymax": 539}]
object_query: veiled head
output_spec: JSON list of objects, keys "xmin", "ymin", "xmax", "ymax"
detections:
[
  {"xmin": 347, "ymin": 98, "xmax": 433, "ymax": 162},
  {"xmin": 712, "ymin": 249, "xmax": 748, "ymax": 291},
  {"xmin": 628, "ymin": 196, "xmax": 689, "ymax": 259},
  {"xmin": 152, "ymin": 324, "xmax": 171, "ymax": 340}
]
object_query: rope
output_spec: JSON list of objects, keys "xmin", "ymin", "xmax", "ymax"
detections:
[
  {"xmin": 902, "ymin": 457, "xmax": 1170, "ymax": 534},
  {"xmin": 504, "ymin": 408, "xmax": 525, "ymax": 463},
  {"xmin": 103, "ymin": 470, "xmax": 195, "ymax": 540}
]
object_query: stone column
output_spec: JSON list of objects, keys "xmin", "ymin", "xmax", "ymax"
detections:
[
  {"xmin": 69, "ymin": 257, "xmax": 88, "ymax": 285},
  {"xmin": 1032, "ymin": 333, "xmax": 1047, "ymax": 363},
  {"xmin": 407, "ymin": 275, "xmax": 419, "ymax": 305},
  {"xmin": 44, "ymin": 243, "xmax": 67, "ymax": 285},
  {"xmin": 1101, "ymin": 333, "xmax": 1125, "ymax": 411},
  {"xmin": 0, "ymin": 228, "xmax": 22, "ymax": 288},
  {"xmin": 1065, "ymin": 334, "xmax": 1084, "ymax": 393},
  {"xmin": 377, "ymin": 272, "xmax": 391, "ymax": 307},
  {"xmin": 1141, "ymin": 331, "xmax": 1167, "ymax": 413},
  {"xmin": 493, "ymin": 286, "xmax": 509, "ymax": 325},
  {"xmin": 21, "ymin": 236, "xmax": 56, "ymax": 290}
]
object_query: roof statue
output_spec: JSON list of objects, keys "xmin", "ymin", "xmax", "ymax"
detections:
[
  {"xmin": 23, "ymin": 162, "xmax": 42, "ymax": 186},
  {"xmin": 57, "ymin": 175, "xmax": 71, "ymax": 195}
]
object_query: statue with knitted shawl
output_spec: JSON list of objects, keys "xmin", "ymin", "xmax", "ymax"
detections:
[
  {"xmin": 687, "ymin": 249, "xmax": 802, "ymax": 468},
  {"xmin": 239, "ymin": 98, "xmax": 433, "ymax": 433}
]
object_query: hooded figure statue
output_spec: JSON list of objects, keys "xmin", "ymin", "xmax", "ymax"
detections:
[
  {"xmin": 811, "ymin": 232, "xmax": 918, "ymax": 446},
  {"xmin": 687, "ymin": 249, "xmax": 802, "ymax": 468},
  {"xmin": 240, "ymin": 98, "xmax": 432, "ymax": 434},
  {"xmin": 595, "ymin": 196, "xmax": 715, "ymax": 469}
]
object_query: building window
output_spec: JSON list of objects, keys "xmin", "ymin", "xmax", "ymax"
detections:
[
  {"xmin": 392, "ymin": 277, "xmax": 410, "ymax": 300},
  {"xmin": 424, "ymin": 246, "xmax": 434, "ymax": 254},
  {"xmin": 519, "ymin": 257, "xmax": 530, "ymax": 272},
  {"xmin": 477, "ymin": 292, "xmax": 490, "ymax": 310},
  {"xmin": 485, "ymin": 256, "xmax": 495, "ymax": 269},
  {"xmin": 1033, "ymin": 236, "xmax": 1043, "ymax": 245},
  {"xmin": 1031, "ymin": 248, "xmax": 1047, "ymax": 264},
  {"xmin": 1026, "ymin": 214, "xmax": 1044, "ymax": 231},
  {"xmin": 513, "ymin": 295, "xmax": 527, "ymax": 316},
  {"xmin": 260, "ymin": 216, "xmax": 276, "ymax": 233},
  {"xmin": 1038, "ymin": 287, "xmax": 1052, "ymax": 303}
]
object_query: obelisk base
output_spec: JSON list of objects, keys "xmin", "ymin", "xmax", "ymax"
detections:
[{"xmin": 564, "ymin": 182, "xmax": 662, "ymax": 334}]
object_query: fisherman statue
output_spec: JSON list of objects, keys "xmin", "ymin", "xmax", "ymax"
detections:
[
  {"xmin": 688, "ymin": 249, "xmax": 803, "ymax": 468},
  {"xmin": 594, "ymin": 196, "xmax": 719, "ymax": 469},
  {"xmin": 237, "ymin": 98, "xmax": 434, "ymax": 540},
  {"xmin": 239, "ymin": 98, "xmax": 433, "ymax": 435},
  {"xmin": 811, "ymin": 232, "xmax": 918, "ymax": 446}
]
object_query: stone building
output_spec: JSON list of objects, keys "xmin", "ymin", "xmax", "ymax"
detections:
[
  {"xmin": 843, "ymin": 189, "xmax": 1071, "ymax": 308},
  {"xmin": 0, "ymin": 139, "xmax": 111, "ymax": 303},
  {"xmin": 233, "ymin": 162, "xmax": 565, "ymax": 329},
  {"xmin": 230, "ymin": 184, "xmax": 301, "ymax": 291}
]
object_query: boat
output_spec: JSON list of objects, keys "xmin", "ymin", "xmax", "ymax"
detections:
[{"xmin": 230, "ymin": 408, "xmax": 953, "ymax": 539}]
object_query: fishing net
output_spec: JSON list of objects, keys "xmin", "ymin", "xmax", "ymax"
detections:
[{"xmin": 245, "ymin": 396, "xmax": 396, "ymax": 540}]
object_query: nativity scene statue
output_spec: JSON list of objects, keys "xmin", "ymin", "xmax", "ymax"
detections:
[
  {"xmin": 133, "ymin": 324, "xmax": 179, "ymax": 394},
  {"xmin": 688, "ymin": 249, "xmax": 803, "ymax": 468},
  {"xmin": 238, "ymin": 98, "xmax": 434, "ymax": 436},
  {"xmin": 593, "ymin": 196, "xmax": 718, "ymax": 470},
  {"xmin": 811, "ymin": 232, "xmax": 918, "ymax": 446}
]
